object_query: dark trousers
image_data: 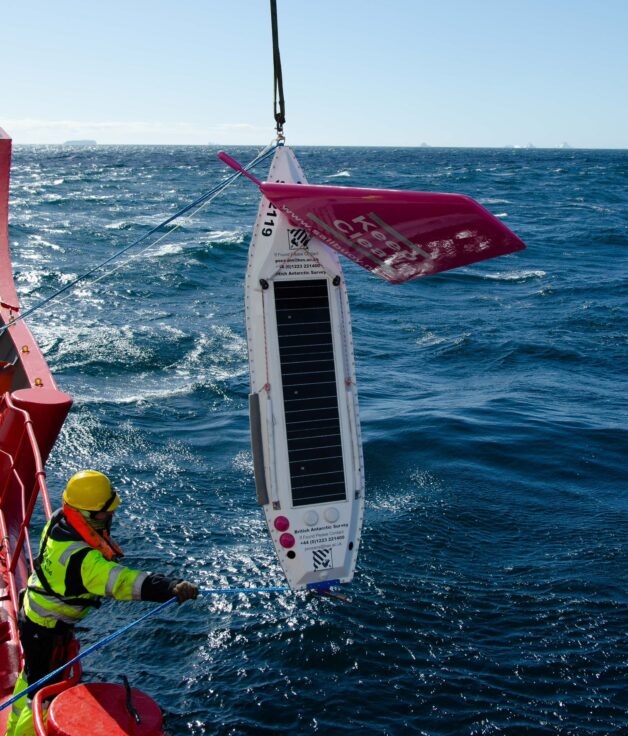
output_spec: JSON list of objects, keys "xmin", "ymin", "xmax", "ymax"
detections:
[{"xmin": 18, "ymin": 614, "xmax": 73, "ymax": 691}]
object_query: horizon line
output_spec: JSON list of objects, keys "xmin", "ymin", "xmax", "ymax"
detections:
[{"xmin": 10, "ymin": 142, "xmax": 628, "ymax": 151}]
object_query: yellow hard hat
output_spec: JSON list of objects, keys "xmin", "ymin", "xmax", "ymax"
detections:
[{"xmin": 63, "ymin": 470, "xmax": 120, "ymax": 512}]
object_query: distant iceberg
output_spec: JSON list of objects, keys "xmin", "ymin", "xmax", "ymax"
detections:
[{"xmin": 63, "ymin": 139, "xmax": 97, "ymax": 146}]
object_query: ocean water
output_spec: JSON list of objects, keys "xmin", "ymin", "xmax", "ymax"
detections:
[{"xmin": 7, "ymin": 144, "xmax": 627, "ymax": 735}]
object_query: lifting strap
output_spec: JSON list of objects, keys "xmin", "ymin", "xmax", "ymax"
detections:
[{"xmin": 270, "ymin": 0, "xmax": 286, "ymax": 138}]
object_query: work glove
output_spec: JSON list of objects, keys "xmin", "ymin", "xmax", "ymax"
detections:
[{"xmin": 172, "ymin": 580, "xmax": 199, "ymax": 603}]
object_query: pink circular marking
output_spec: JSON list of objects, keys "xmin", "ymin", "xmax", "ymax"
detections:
[
  {"xmin": 274, "ymin": 516, "xmax": 290, "ymax": 532},
  {"xmin": 279, "ymin": 533, "xmax": 295, "ymax": 549}
]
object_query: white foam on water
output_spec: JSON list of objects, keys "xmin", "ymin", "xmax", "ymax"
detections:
[
  {"xmin": 26, "ymin": 234, "xmax": 63, "ymax": 251},
  {"xmin": 206, "ymin": 229, "xmax": 245, "ymax": 244},
  {"xmin": 36, "ymin": 321, "xmax": 148, "ymax": 369},
  {"xmin": 416, "ymin": 331, "xmax": 469, "ymax": 349},
  {"xmin": 482, "ymin": 270, "xmax": 546, "ymax": 282},
  {"xmin": 231, "ymin": 450, "xmax": 253, "ymax": 476},
  {"xmin": 40, "ymin": 319, "xmax": 248, "ymax": 406},
  {"xmin": 74, "ymin": 381, "xmax": 206, "ymax": 406},
  {"xmin": 14, "ymin": 267, "xmax": 66, "ymax": 290},
  {"xmin": 104, "ymin": 221, "xmax": 133, "ymax": 230},
  {"xmin": 415, "ymin": 331, "xmax": 451, "ymax": 348},
  {"xmin": 59, "ymin": 272, "xmax": 79, "ymax": 284},
  {"xmin": 151, "ymin": 242, "xmax": 183, "ymax": 257}
]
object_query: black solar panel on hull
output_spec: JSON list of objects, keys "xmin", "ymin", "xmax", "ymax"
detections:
[{"xmin": 274, "ymin": 279, "xmax": 347, "ymax": 507}]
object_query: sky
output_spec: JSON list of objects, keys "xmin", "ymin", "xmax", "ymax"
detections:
[{"xmin": 1, "ymin": 0, "xmax": 626, "ymax": 148}]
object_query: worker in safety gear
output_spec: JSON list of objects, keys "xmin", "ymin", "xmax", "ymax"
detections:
[{"xmin": 7, "ymin": 470, "xmax": 198, "ymax": 736}]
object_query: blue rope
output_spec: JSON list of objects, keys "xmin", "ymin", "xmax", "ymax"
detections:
[
  {"xmin": 0, "ymin": 584, "xmax": 290, "ymax": 712},
  {"xmin": 0, "ymin": 597, "xmax": 176, "ymax": 712},
  {"xmin": 0, "ymin": 144, "xmax": 277, "ymax": 336}
]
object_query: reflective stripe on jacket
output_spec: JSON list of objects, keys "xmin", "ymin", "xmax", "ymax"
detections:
[{"xmin": 24, "ymin": 517, "xmax": 147, "ymax": 629}]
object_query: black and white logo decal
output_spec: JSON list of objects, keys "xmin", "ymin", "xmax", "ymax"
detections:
[
  {"xmin": 312, "ymin": 548, "xmax": 333, "ymax": 570},
  {"xmin": 287, "ymin": 229, "xmax": 310, "ymax": 250}
]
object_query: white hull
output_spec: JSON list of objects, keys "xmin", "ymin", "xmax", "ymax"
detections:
[{"xmin": 245, "ymin": 146, "xmax": 364, "ymax": 590}]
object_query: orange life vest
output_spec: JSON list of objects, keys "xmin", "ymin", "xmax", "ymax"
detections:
[{"xmin": 62, "ymin": 503, "xmax": 124, "ymax": 562}]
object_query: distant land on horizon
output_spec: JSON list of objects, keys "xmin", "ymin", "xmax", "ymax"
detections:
[
  {"xmin": 11, "ymin": 140, "xmax": 626, "ymax": 150},
  {"xmin": 63, "ymin": 139, "xmax": 98, "ymax": 146}
]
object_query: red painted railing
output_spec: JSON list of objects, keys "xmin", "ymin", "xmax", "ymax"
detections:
[{"xmin": 0, "ymin": 393, "xmax": 53, "ymax": 673}]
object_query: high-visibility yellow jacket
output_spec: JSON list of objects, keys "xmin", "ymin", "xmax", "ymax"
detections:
[{"xmin": 24, "ymin": 510, "xmax": 177, "ymax": 629}]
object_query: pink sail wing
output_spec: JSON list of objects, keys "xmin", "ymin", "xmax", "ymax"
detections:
[
  {"xmin": 0, "ymin": 127, "xmax": 20, "ymax": 309},
  {"xmin": 260, "ymin": 182, "xmax": 526, "ymax": 284}
]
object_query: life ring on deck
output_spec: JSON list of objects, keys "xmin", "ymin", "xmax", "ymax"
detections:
[{"xmin": 43, "ymin": 682, "xmax": 164, "ymax": 736}]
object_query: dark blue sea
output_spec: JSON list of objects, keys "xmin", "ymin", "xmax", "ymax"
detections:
[{"xmin": 8, "ymin": 145, "xmax": 628, "ymax": 735}]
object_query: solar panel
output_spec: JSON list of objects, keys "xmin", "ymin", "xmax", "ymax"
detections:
[{"xmin": 274, "ymin": 279, "xmax": 347, "ymax": 507}]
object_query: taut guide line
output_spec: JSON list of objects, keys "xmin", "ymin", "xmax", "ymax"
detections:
[{"xmin": 0, "ymin": 585, "xmax": 291, "ymax": 713}]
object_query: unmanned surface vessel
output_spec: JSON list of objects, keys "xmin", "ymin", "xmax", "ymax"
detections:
[
  {"xmin": 245, "ymin": 146, "xmax": 364, "ymax": 591},
  {"xmin": 218, "ymin": 140, "xmax": 526, "ymax": 594}
]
